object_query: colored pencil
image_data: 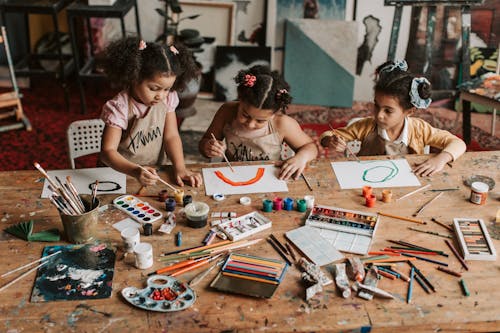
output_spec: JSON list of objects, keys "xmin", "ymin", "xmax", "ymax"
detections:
[
  {"xmin": 377, "ymin": 266, "xmax": 399, "ymax": 279},
  {"xmin": 170, "ymin": 254, "xmax": 223, "ymax": 277},
  {"xmin": 444, "ymin": 239, "xmax": 469, "ymax": 271},
  {"xmin": 436, "ymin": 266, "xmax": 462, "ymax": 277},
  {"xmin": 383, "ymin": 248, "xmax": 439, "ymax": 256},
  {"xmin": 328, "ymin": 123, "xmax": 360, "ymax": 162},
  {"xmin": 285, "ymin": 243, "xmax": 297, "ymax": 262},
  {"xmin": 407, "ymin": 267, "xmax": 415, "ymax": 303},
  {"xmin": 222, "ymin": 271, "xmax": 279, "ymax": 285},
  {"xmin": 428, "ymin": 187, "xmax": 459, "ymax": 192},
  {"xmin": 210, "ymin": 133, "xmax": 234, "ymax": 172},
  {"xmin": 269, "ymin": 234, "xmax": 289, "ymax": 255},
  {"xmin": 378, "ymin": 212, "xmax": 426, "ymax": 225},
  {"xmin": 388, "ymin": 240, "xmax": 446, "ymax": 256},
  {"xmin": 407, "ymin": 226, "xmax": 452, "ymax": 239},
  {"xmin": 390, "ymin": 267, "xmax": 410, "ymax": 282},
  {"xmin": 189, "ymin": 258, "xmax": 225, "ymax": 286},
  {"xmin": 397, "ymin": 184, "xmax": 431, "ymax": 201},
  {"xmin": 301, "ymin": 174, "xmax": 313, "ymax": 191},
  {"xmin": 401, "ymin": 253, "xmax": 448, "ymax": 266},
  {"xmin": 414, "ymin": 273, "xmax": 431, "ymax": 293},
  {"xmin": 430, "ymin": 217, "xmax": 454, "ymax": 232},
  {"xmin": 412, "ymin": 192, "xmax": 444, "ymax": 217},
  {"xmin": 148, "ymin": 258, "xmax": 199, "ymax": 276},
  {"xmin": 267, "ymin": 238, "xmax": 292, "ymax": 266},
  {"xmin": 408, "ymin": 261, "xmax": 435, "ymax": 292}
]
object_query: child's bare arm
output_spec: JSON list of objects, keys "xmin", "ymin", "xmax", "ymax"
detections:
[{"xmin": 199, "ymin": 104, "xmax": 231, "ymax": 158}]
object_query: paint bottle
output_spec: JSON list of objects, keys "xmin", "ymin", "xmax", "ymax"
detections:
[
  {"xmin": 158, "ymin": 190, "xmax": 169, "ymax": 202},
  {"xmin": 296, "ymin": 199, "xmax": 307, "ymax": 212},
  {"xmin": 176, "ymin": 231, "xmax": 182, "ymax": 247},
  {"xmin": 362, "ymin": 186, "xmax": 372, "ymax": 198},
  {"xmin": 174, "ymin": 189, "xmax": 184, "ymax": 205},
  {"xmin": 470, "ymin": 181, "xmax": 488, "ymax": 205},
  {"xmin": 262, "ymin": 199, "xmax": 273, "ymax": 212},
  {"xmin": 365, "ymin": 194, "xmax": 376, "ymax": 207},
  {"xmin": 165, "ymin": 198, "xmax": 176, "ymax": 212},
  {"xmin": 304, "ymin": 195, "xmax": 314, "ymax": 209},
  {"xmin": 382, "ymin": 190, "xmax": 392, "ymax": 203},
  {"xmin": 283, "ymin": 197, "xmax": 294, "ymax": 211},
  {"xmin": 143, "ymin": 223, "xmax": 153, "ymax": 236},
  {"xmin": 273, "ymin": 197, "xmax": 283, "ymax": 211},
  {"xmin": 183, "ymin": 195, "xmax": 193, "ymax": 207}
]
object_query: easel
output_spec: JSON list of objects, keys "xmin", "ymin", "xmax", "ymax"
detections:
[{"xmin": 0, "ymin": 25, "xmax": 31, "ymax": 132}]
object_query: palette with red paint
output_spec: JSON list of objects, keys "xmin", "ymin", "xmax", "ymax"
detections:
[{"xmin": 113, "ymin": 195, "xmax": 163, "ymax": 224}]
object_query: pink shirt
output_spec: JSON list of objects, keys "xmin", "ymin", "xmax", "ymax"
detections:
[{"xmin": 101, "ymin": 90, "xmax": 179, "ymax": 130}]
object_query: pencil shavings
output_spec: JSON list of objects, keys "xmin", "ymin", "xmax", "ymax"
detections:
[{"xmin": 4, "ymin": 220, "xmax": 60, "ymax": 242}]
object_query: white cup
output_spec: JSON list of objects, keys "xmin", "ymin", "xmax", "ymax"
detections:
[
  {"xmin": 121, "ymin": 227, "xmax": 140, "ymax": 253},
  {"xmin": 134, "ymin": 242, "xmax": 153, "ymax": 269}
]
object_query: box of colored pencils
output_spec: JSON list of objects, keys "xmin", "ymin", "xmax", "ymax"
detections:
[
  {"xmin": 453, "ymin": 218, "xmax": 497, "ymax": 261},
  {"xmin": 210, "ymin": 253, "xmax": 288, "ymax": 298},
  {"xmin": 304, "ymin": 204, "xmax": 379, "ymax": 255}
]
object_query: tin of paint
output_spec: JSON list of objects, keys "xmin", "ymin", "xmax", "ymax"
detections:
[
  {"xmin": 165, "ymin": 198, "xmax": 176, "ymax": 211},
  {"xmin": 183, "ymin": 195, "xmax": 193, "ymax": 207},
  {"xmin": 185, "ymin": 202, "xmax": 210, "ymax": 228},
  {"xmin": 470, "ymin": 181, "xmax": 488, "ymax": 205},
  {"xmin": 143, "ymin": 223, "xmax": 153, "ymax": 236}
]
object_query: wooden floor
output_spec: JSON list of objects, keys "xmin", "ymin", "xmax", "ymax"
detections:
[{"xmin": 0, "ymin": 152, "xmax": 499, "ymax": 332}]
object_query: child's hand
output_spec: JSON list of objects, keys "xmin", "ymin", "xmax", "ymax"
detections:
[
  {"xmin": 136, "ymin": 166, "xmax": 159, "ymax": 186},
  {"xmin": 413, "ymin": 152, "xmax": 452, "ymax": 177},
  {"xmin": 203, "ymin": 136, "xmax": 227, "ymax": 158},
  {"xmin": 276, "ymin": 156, "xmax": 308, "ymax": 181},
  {"xmin": 175, "ymin": 169, "xmax": 203, "ymax": 187},
  {"xmin": 322, "ymin": 134, "xmax": 347, "ymax": 152}
]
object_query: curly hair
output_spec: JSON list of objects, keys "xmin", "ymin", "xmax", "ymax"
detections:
[
  {"xmin": 374, "ymin": 60, "xmax": 431, "ymax": 110},
  {"xmin": 99, "ymin": 36, "xmax": 199, "ymax": 91},
  {"xmin": 234, "ymin": 65, "xmax": 292, "ymax": 113}
]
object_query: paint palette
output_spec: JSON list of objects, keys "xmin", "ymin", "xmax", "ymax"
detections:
[
  {"xmin": 304, "ymin": 204, "xmax": 379, "ymax": 255},
  {"xmin": 113, "ymin": 195, "xmax": 163, "ymax": 224},
  {"xmin": 453, "ymin": 218, "xmax": 497, "ymax": 261},
  {"xmin": 121, "ymin": 275, "xmax": 196, "ymax": 312},
  {"xmin": 216, "ymin": 211, "xmax": 272, "ymax": 241}
]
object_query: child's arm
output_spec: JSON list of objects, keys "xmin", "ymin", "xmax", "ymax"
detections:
[
  {"xmin": 277, "ymin": 116, "xmax": 318, "ymax": 180},
  {"xmin": 163, "ymin": 112, "xmax": 202, "ymax": 187},
  {"xmin": 412, "ymin": 119, "xmax": 466, "ymax": 176},
  {"xmin": 319, "ymin": 119, "xmax": 370, "ymax": 151},
  {"xmin": 100, "ymin": 125, "xmax": 159, "ymax": 186},
  {"xmin": 199, "ymin": 103, "xmax": 232, "ymax": 158}
]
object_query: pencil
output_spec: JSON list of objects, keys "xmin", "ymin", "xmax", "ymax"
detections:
[
  {"xmin": 269, "ymin": 234, "xmax": 289, "ymax": 255},
  {"xmin": 407, "ymin": 226, "xmax": 452, "ymax": 239},
  {"xmin": 412, "ymin": 192, "xmax": 444, "ymax": 217},
  {"xmin": 444, "ymin": 239, "xmax": 469, "ymax": 271},
  {"xmin": 301, "ymin": 174, "xmax": 313, "ymax": 191},
  {"xmin": 408, "ymin": 261, "xmax": 436, "ymax": 292},
  {"xmin": 397, "ymin": 184, "xmax": 431, "ymax": 201},
  {"xmin": 400, "ymin": 253, "xmax": 448, "ymax": 266},
  {"xmin": 459, "ymin": 279, "xmax": 470, "ymax": 296},
  {"xmin": 210, "ymin": 133, "xmax": 234, "ymax": 172},
  {"xmin": 388, "ymin": 240, "xmax": 445, "ymax": 255},
  {"xmin": 436, "ymin": 266, "xmax": 462, "ymax": 277},
  {"xmin": 267, "ymin": 238, "xmax": 292, "ymax": 266},
  {"xmin": 378, "ymin": 211, "xmax": 427, "ymax": 225},
  {"xmin": 285, "ymin": 243, "xmax": 297, "ymax": 262},
  {"xmin": 430, "ymin": 217, "xmax": 454, "ymax": 232},
  {"xmin": 222, "ymin": 271, "xmax": 279, "ymax": 285},
  {"xmin": 414, "ymin": 273, "xmax": 431, "ymax": 293},
  {"xmin": 407, "ymin": 267, "xmax": 414, "ymax": 303},
  {"xmin": 328, "ymin": 124, "xmax": 360, "ymax": 162}
]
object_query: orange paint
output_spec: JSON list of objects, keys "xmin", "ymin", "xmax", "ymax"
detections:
[{"xmin": 214, "ymin": 167, "xmax": 265, "ymax": 186}]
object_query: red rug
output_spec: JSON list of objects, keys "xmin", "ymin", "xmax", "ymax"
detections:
[{"xmin": 0, "ymin": 79, "xmax": 497, "ymax": 172}]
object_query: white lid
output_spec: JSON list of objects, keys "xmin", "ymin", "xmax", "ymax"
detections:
[
  {"xmin": 134, "ymin": 242, "xmax": 152, "ymax": 253},
  {"xmin": 121, "ymin": 227, "xmax": 139, "ymax": 237},
  {"xmin": 471, "ymin": 181, "xmax": 489, "ymax": 193}
]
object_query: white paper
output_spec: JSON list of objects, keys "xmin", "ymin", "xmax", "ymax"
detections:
[
  {"xmin": 202, "ymin": 164, "xmax": 288, "ymax": 195},
  {"xmin": 41, "ymin": 167, "xmax": 126, "ymax": 198},
  {"xmin": 331, "ymin": 159, "xmax": 421, "ymax": 189}
]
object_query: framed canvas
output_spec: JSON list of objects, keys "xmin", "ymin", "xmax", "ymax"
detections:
[
  {"xmin": 213, "ymin": 46, "xmax": 271, "ymax": 101},
  {"xmin": 233, "ymin": 0, "xmax": 266, "ymax": 46}
]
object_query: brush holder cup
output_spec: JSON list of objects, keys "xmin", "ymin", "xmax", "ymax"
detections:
[{"xmin": 60, "ymin": 195, "xmax": 100, "ymax": 244}]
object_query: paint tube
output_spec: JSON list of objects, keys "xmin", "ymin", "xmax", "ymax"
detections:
[
  {"xmin": 354, "ymin": 281, "xmax": 394, "ymax": 299},
  {"xmin": 358, "ymin": 266, "xmax": 379, "ymax": 300},
  {"xmin": 333, "ymin": 263, "xmax": 351, "ymax": 298},
  {"xmin": 347, "ymin": 257, "xmax": 365, "ymax": 282}
]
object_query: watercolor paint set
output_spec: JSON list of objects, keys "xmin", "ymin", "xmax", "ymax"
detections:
[
  {"xmin": 113, "ymin": 195, "xmax": 163, "ymax": 224},
  {"xmin": 210, "ymin": 253, "xmax": 288, "ymax": 298},
  {"xmin": 216, "ymin": 211, "xmax": 272, "ymax": 241},
  {"xmin": 304, "ymin": 204, "xmax": 379, "ymax": 255},
  {"xmin": 121, "ymin": 275, "xmax": 196, "ymax": 312},
  {"xmin": 453, "ymin": 218, "xmax": 497, "ymax": 261}
]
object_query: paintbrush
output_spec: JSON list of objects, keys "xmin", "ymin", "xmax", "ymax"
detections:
[
  {"xmin": 91, "ymin": 180, "xmax": 99, "ymax": 210},
  {"xmin": 412, "ymin": 192, "xmax": 444, "ymax": 217},
  {"xmin": 210, "ymin": 133, "xmax": 234, "ymax": 172},
  {"xmin": 328, "ymin": 124, "xmax": 360, "ymax": 162},
  {"xmin": 396, "ymin": 184, "xmax": 431, "ymax": 201},
  {"xmin": 138, "ymin": 166, "xmax": 177, "ymax": 191}
]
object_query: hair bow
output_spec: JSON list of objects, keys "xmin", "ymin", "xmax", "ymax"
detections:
[
  {"xmin": 277, "ymin": 88, "xmax": 288, "ymax": 97},
  {"xmin": 244, "ymin": 74, "xmax": 256, "ymax": 87},
  {"xmin": 380, "ymin": 59, "xmax": 408, "ymax": 74},
  {"xmin": 409, "ymin": 77, "xmax": 432, "ymax": 109},
  {"xmin": 169, "ymin": 45, "xmax": 179, "ymax": 55},
  {"xmin": 138, "ymin": 40, "xmax": 147, "ymax": 51}
]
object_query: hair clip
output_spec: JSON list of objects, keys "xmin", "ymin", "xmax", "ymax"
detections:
[
  {"xmin": 138, "ymin": 40, "xmax": 147, "ymax": 51},
  {"xmin": 409, "ymin": 77, "xmax": 432, "ymax": 109},
  {"xmin": 243, "ymin": 74, "xmax": 256, "ymax": 87},
  {"xmin": 380, "ymin": 59, "xmax": 408, "ymax": 74},
  {"xmin": 276, "ymin": 88, "xmax": 288, "ymax": 97},
  {"xmin": 169, "ymin": 45, "xmax": 179, "ymax": 55}
]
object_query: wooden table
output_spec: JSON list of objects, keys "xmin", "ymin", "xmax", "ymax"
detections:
[{"xmin": 0, "ymin": 152, "xmax": 499, "ymax": 332}]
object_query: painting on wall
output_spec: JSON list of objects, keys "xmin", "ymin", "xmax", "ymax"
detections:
[
  {"xmin": 213, "ymin": 46, "xmax": 271, "ymax": 101},
  {"xmin": 232, "ymin": 0, "xmax": 266, "ymax": 46}
]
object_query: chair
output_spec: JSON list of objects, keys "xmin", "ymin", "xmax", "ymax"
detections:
[
  {"xmin": 0, "ymin": 25, "xmax": 31, "ymax": 133},
  {"xmin": 67, "ymin": 119, "xmax": 104, "ymax": 169}
]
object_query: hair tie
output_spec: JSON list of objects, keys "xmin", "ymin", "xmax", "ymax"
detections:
[
  {"xmin": 410, "ymin": 77, "xmax": 432, "ymax": 109},
  {"xmin": 276, "ymin": 88, "xmax": 288, "ymax": 98},
  {"xmin": 169, "ymin": 45, "xmax": 179, "ymax": 55},
  {"xmin": 138, "ymin": 40, "xmax": 147, "ymax": 51},
  {"xmin": 243, "ymin": 74, "xmax": 256, "ymax": 87},
  {"xmin": 380, "ymin": 59, "xmax": 408, "ymax": 74}
]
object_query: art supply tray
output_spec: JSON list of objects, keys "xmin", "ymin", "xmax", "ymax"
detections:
[
  {"xmin": 121, "ymin": 275, "xmax": 196, "ymax": 312},
  {"xmin": 304, "ymin": 204, "xmax": 379, "ymax": 255},
  {"xmin": 453, "ymin": 218, "xmax": 497, "ymax": 261},
  {"xmin": 216, "ymin": 211, "xmax": 272, "ymax": 241},
  {"xmin": 113, "ymin": 195, "xmax": 163, "ymax": 224}
]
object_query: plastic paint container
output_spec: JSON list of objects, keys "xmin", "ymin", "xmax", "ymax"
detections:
[
  {"xmin": 185, "ymin": 202, "xmax": 210, "ymax": 228},
  {"xmin": 158, "ymin": 190, "xmax": 169, "ymax": 202},
  {"xmin": 283, "ymin": 197, "xmax": 294, "ymax": 211},
  {"xmin": 304, "ymin": 195, "xmax": 314, "ymax": 209},
  {"xmin": 165, "ymin": 198, "xmax": 176, "ymax": 212},
  {"xmin": 382, "ymin": 190, "xmax": 393, "ymax": 203},
  {"xmin": 365, "ymin": 194, "xmax": 376, "ymax": 208},
  {"xmin": 143, "ymin": 223, "xmax": 153, "ymax": 236},
  {"xmin": 174, "ymin": 189, "xmax": 184, "ymax": 205},
  {"xmin": 296, "ymin": 199, "xmax": 307, "ymax": 212},
  {"xmin": 470, "ymin": 181, "xmax": 488, "ymax": 205},
  {"xmin": 362, "ymin": 186, "xmax": 372, "ymax": 198},
  {"xmin": 183, "ymin": 195, "xmax": 193, "ymax": 207},
  {"xmin": 273, "ymin": 197, "xmax": 283, "ymax": 211},
  {"xmin": 262, "ymin": 199, "xmax": 273, "ymax": 212}
]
